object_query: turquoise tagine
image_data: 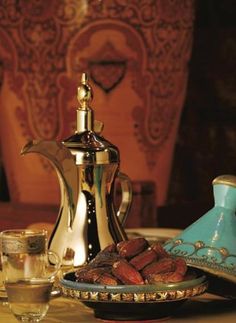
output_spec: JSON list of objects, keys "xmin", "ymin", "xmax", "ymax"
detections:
[{"xmin": 165, "ymin": 175, "xmax": 236, "ymax": 283}]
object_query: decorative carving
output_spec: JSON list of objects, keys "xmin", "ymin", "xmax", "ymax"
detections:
[
  {"xmin": 61, "ymin": 282, "xmax": 207, "ymax": 302},
  {"xmin": 0, "ymin": 0, "xmax": 194, "ymax": 170},
  {"xmin": 89, "ymin": 42, "xmax": 127, "ymax": 93}
]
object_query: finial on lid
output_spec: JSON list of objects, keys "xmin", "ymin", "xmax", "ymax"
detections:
[
  {"xmin": 77, "ymin": 73, "xmax": 93, "ymax": 110},
  {"xmin": 212, "ymin": 175, "xmax": 236, "ymax": 188}
]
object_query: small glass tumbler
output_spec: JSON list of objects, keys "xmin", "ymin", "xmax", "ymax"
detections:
[{"xmin": 0, "ymin": 229, "xmax": 60, "ymax": 322}]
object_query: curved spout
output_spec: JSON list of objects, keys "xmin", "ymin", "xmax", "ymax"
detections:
[{"xmin": 21, "ymin": 140, "xmax": 77, "ymax": 228}]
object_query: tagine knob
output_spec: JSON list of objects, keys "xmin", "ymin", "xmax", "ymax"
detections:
[{"xmin": 212, "ymin": 174, "xmax": 236, "ymax": 188}]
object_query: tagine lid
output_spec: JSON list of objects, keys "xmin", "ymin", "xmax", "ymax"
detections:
[{"xmin": 164, "ymin": 175, "xmax": 236, "ymax": 298}]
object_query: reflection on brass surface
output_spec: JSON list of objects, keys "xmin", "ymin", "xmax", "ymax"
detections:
[{"xmin": 21, "ymin": 74, "xmax": 132, "ymax": 268}]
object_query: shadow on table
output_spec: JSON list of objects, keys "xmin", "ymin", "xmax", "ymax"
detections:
[{"xmin": 174, "ymin": 298, "xmax": 236, "ymax": 319}]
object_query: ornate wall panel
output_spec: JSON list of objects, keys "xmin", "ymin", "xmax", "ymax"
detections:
[{"xmin": 0, "ymin": 0, "xmax": 195, "ymax": 206}]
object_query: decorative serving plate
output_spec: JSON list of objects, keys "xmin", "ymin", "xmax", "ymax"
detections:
[{"xmin": 60, "ymin": 269, "xmax": 208, "ymax": 320}]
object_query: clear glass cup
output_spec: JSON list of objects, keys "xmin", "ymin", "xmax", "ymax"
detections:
[{"xmin": 0, "ymin": 229, "xmax": 60, "ymax": 322}]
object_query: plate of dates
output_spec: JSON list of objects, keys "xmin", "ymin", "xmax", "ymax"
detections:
[{"xmin": 60, "ymin": 238, "xmax": 208, "ymax": 320}]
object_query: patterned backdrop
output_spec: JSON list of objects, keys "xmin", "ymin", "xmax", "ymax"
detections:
[
  {"xmin": 0, "ymin": 0, "xmax": 195, "ymax": 208},
  {"xmin": 0, "ymin": 0, "xmax": 235, "ymax": 223}
]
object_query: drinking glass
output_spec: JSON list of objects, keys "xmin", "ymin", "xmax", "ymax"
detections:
[{"xmin": 0, "ymin": 229, "xmax": 60, "ymax": 322}]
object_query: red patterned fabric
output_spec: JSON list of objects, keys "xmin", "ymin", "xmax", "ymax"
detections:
[{"xmin": 0, "ymin": 1, "xmax": 195, "ymax": 206}]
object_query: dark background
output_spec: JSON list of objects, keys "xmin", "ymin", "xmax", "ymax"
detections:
[{"xmin": 168, "ymin": 0, "xmax": 236, "ymax": 206}]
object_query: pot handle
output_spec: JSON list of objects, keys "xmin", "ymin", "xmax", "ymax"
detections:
[{"xmin": 116, "ymin": 172, "xmax": 132, "ymax": 225}]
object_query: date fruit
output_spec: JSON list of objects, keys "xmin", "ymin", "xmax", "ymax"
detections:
[
  {"xmin": 75, "ymin": 237, "xmax": 189, "ymax": 286},
  {"xmin": 96, "ymin": 272, "xmax": 120, "ymax": 285},
  {"xmin": 174, "ymin": 257, "xmax": 187, "ymax": 276},
  {"xmin": 129, "ymin": 248, "xmax": 157, "ymax": 270},
  {"xmin": 150, "ymin": 242, "xmax": 170, "ymax": 258},
  {"xmin": 142, "ymin": 257, "xmax": 175, "ymax": 278},
  {"xmin": 112, "ymin": 260, "xmax": 144, "ymax": 285},
  {"xmin": 76, "ymin": 267, "xmax": 108, "ymax": 283},
  {"xmin": 147, "ymin": 271, "xmax": 184, "ymax": 283},
  {"xmin": 117, "ymin": 238, "xmax": 148, "ymax": 258},
  {"xmin": 89, "ymin": 252, "xmax": 121, "ymax": 268}
]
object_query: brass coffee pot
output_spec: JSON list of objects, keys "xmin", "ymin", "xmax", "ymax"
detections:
[{"xmin": 21, "ymin": 73, "xmax": 132, "ymax": 267}]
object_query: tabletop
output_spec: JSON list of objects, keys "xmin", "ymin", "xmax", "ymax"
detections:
[
  {"xmin": 0, "ymin": 226, "xmax": 236, "ymax": 322},
  {"xmin": 0, "ymin": 293, "xmax": 236, "ymax": 323}
]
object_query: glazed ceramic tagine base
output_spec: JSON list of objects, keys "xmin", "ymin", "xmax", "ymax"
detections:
[{"xmin": 165, "ymin": 175, "xmax": 236, "ymax": 299}]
